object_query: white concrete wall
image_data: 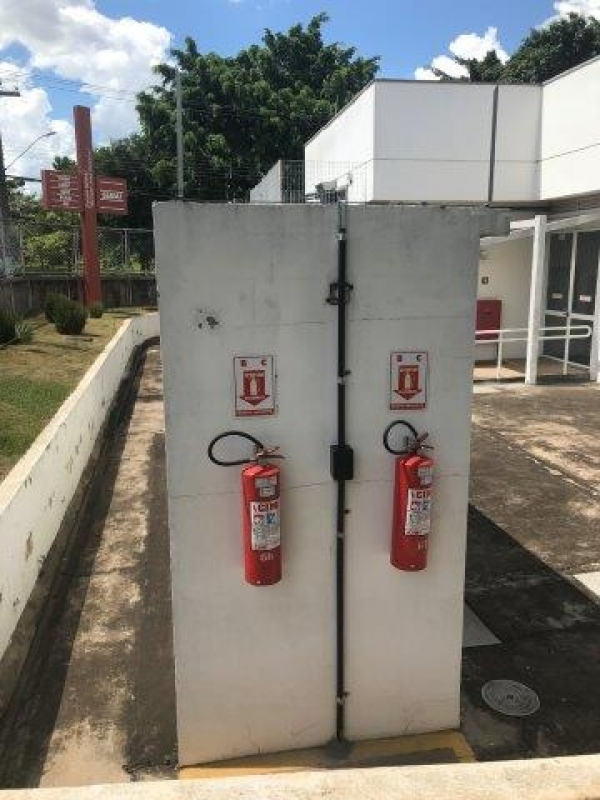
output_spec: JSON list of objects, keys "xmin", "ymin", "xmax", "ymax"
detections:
[
  {"xmin": 478, "ymin": 238, "xmax": 533, "ymax": 359},
  {"xmin": 0, "ymin": 313, "xmax": 159, "ymax": 664},
  {"xmin": 249, "ymin": 161, "xmax": 282, "ymax": 203},
  {"xmin": 156, "ymin": 205, "xmax": 338, "ymax": 766},
  {"xmin": 372, "ymin": 81, "xmax": 495, "ymax": 203},
  {"xmin": 304, "ymin": 84, "xmax": 375, "ymax": 202},
  {"xmin": 343, "ymin": 206, "xmax": 479, "ymax": 739},
  {"xmin": 493, "ymin": 86, "xmax": 542, "ymax": 203},
  {"xmin": 541, "ymin": 57, "xmax": 600, "ymax": 201},
  {"xmin": 301, "ymin": 60, "xmax": 600, "ymax": 205},
  {"xmin": 155, "ymin": 203, "xmax": 479, "ymax": 764}
]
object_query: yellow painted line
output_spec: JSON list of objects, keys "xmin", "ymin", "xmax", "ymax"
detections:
[{"xmin": 179, "ymin": 730, "xmax": 475, "ymax": 779}]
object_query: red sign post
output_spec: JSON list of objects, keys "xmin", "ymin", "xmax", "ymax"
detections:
[
  {"xmin": 40, "ymin": 106, "xmax": 128, "ymax": 306},
  {"xmin": 74, "ymin": 106, "xmax": 101, "ymax": 306}
]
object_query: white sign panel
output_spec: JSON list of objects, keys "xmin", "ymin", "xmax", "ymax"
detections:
[
  {"xmin": 389, "ymin": 351, "xmax": 428, "ymax": 410},
  {"xmin": 234, "ymin": 355, "xmax": 276, "ymax": 417}
]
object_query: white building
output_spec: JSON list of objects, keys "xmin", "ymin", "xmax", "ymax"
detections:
[{"xmin": 250, "ymin": 57, "xmax": 600, "ymax": 383}]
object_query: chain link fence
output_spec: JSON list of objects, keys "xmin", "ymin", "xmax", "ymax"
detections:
[{"xmin": 0, "ymin": 222, "xmax": 155, "ymax": 276}]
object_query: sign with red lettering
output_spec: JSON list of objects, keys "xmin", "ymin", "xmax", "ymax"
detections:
[
  {"xmin": 41, "ymin": 170, "xmax": 81, "ymax": 212},
  {"xmin": 389, "ymin": 351, "xmax": 428, "ymax": 410},
  {"xmin": 96, "ymin": 176, "xmax": 128, "ymax": 215},
  {"xmin": 234, "ymin": 356, "xmax": 276, "ymax": 417}
]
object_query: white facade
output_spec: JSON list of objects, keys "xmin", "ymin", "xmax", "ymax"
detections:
[
  {"xmin": 155, "ymin": 203, "xmax": 485, "ymax": 765},
  {"xmin": 301, "ymin": 57, "xmax": 600, "ymax": 206},
  {"xmin": 540, "ymin": 58, "xmax": 600, "ymax": 201},
  {"xmin": 304, "ymin": 81, "xmax": 542, "ymax": 205}
]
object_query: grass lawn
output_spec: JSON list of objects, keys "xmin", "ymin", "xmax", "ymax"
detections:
[{"xmin": 0, "ymin": 309, "xmax": 147, "ymax": 482}]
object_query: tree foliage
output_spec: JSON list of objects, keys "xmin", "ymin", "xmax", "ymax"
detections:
[
  {"xmin": 433, "ymin": 13, "xmax": 600, "ymax": 83},
  {"xmin": 135, "ymin": 13, "xmax": 379, "ymax": 206}
]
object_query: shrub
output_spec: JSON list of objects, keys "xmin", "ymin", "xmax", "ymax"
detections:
[
  {"xmin": 54, "ymin": 300, "xmax": 88, "ymax": 335},
  {"xmin": 0, "ymin": 309, "xmax": 17, "ymax": 344},
  {"xmin": 89, "ymin": 302, "xmax": 104, "ymax": 319},
  {"xmin": 14, "ymin": 320, "xmax": 34, "ymax": 344},
  {"xmin": 44, "ymin": 292, "xmax": 70, "ymax": 323}
]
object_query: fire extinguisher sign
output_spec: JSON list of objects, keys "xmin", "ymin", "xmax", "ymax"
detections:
[
  {"xmin": 233, "ymin": 355, "xmax": 276, "ymax": 417},
  {"xmin": 389, "ymin": 351, "xmax": 428, "ymax": 410}
]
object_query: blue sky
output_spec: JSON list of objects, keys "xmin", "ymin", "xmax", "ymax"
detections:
[
  {"xmin": 0, "ymin": 0, "xmax": 595, "ymax": 178},
  {"xmin": 98, "ymin": 0, "xmax": 554, "ymax": 75}
]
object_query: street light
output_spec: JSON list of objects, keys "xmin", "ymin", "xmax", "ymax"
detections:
[{"xmin": 6, "ymin": 131, "xmax": 56, "ymax": 170}]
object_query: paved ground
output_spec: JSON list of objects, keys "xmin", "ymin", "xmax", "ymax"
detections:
[
  {"xmin": 463, "ymin": 381, "xmax": 600, "ymax": 761},
  {"xmin": 1, "ymin": 358, "xmax": 600, "ymax": 786},
  {"xmin": 471, "ymin": 381, "xmax": 600, "ymax": 575},
  {"xmin": 0, "ymin": 347, "xmax": 177, "ymax": 788}
]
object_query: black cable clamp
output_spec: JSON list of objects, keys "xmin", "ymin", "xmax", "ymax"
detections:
[
  {"xmin": 383, "ymin": 420, "xmax": 432, "ymax": 456},
  {"xmin": 207, "ymin": 430, "xmax": 283, "ymax": 467},
  {"xmin": 326, "ymin": 281, "xmax": 354, "ymax": 305}
]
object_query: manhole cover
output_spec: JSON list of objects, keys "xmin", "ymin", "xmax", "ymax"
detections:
[{"xmin": 481, "ymin": 680, "xmax": 540, "ymax": 717}]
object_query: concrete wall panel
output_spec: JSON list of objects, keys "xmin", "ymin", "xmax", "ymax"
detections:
[
  {"xmin": 155, "ymin": 204, "xmax": 479, "ymax": 762},
  {"xmin": 541, "ymin": 58, "xmax": 600, "ymax": 200}
]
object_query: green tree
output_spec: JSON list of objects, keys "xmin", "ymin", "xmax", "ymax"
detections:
[
  {"xmin": 12, "ymin": 14, "xmax": 378, "ymax": 231},
  {"xmin": 503, "ymin": 13, "xmax": 600, "ymax": 83},
  {"xmin": 430, "ymin": 13, "xmax": 600, "ymax": 84},
  {"xmin": 8, "ymin": 186, "xmax": 77, "ymax": 272},
  {"xmin": 136, "ymin": 13, "xmax": 379, "ymax": 202}
]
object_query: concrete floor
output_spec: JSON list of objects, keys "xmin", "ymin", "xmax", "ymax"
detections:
[
  {"xmin": 1, "ymin": 356, "xmax": 600, "ymax": 786},
  {"xmin": 473, "ymin": 356, "xmax": 591, "ymax": 383},
  {"xmin": 463, "ymin": 381, "xmax": 600, "ymax": 761}
]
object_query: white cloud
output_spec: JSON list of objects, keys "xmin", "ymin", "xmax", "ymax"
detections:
[
  {"xmin": 449, "ymin": 27, "xmax": 508, "ymax": 63},
  {"xmin": 414, "ymin": 26, "xmax": 508, "ymax": 80},
  {"xmin": 0, "ymin": 0, "xmax": 172, "ymax": 144},
  {"xmin": 554, "ymin": 0, "xmax": 600, "ymax": 18},
  {"xmin": 0, "ymin": 62, "xmax": 74, "ymax": 188}
]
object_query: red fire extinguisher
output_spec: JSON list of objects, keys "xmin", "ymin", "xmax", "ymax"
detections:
[
  {"xmin": 208, "ymin": 430, "xmax": 283, "ymax": 586},
  {"xmin": 383, "ymin": 420, "xmax": 434, "ymax": 572}
]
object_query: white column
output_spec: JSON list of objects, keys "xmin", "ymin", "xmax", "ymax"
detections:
[
  {"xmin": 593, "ymin": 245, "xmax": 600, "ymax": 383},
  {"xmin": 525, "ymin": 215, "xmax": 548, "ymax": 385}
]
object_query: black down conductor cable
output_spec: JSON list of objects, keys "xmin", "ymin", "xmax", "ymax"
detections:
[{"xmin": 326, "ymin": 202, "xmax": 354, "ymax": 742}]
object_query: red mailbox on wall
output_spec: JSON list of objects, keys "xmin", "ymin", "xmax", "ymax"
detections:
[{"xmin": 476, "ymin": 299, "xmax": 502, "ymax": 341}]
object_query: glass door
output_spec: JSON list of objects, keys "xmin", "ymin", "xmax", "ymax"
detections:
[
  {"xmin": 544, "ymin": 233, "xmax": 572, "ymax": 368},
  {"xmin": 568, "ymin": 232, "xmax": 600, "ymax": 367},
  {"xmin": 543, "ymin": 231, "xmax": 599, "ymax": 375}
]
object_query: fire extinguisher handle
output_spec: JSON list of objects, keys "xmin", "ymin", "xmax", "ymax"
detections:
[
  {"xmin": 207, "ymin": 430, "xmax": 267, "ymax": 467},
  {"xmin": 383, "ymin": 420, "xmax": 423, "ymax": 455}
]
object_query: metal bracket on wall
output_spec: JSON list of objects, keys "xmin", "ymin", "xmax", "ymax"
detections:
[{"xmin": 326, "ymin": 281, "xmax": 354, "ymax": 306}]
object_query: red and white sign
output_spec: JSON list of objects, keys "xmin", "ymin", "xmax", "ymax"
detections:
[
  {"xmin": 41, "ymin": 170, "xmax": 82, "ymax": 212},
  {"xmin": 96, "ymin": 176, "xmax": 128, "ymax": 215},
  {"xmin": 389, "ymin": 351, "xmax": 428, "ymax": 410},
  {"xmin": 234, "ymin": 356, "xmax": 276, "ymax": 417},
  {"xmin": 41, "ymin": 171, "xmax": 128, "ymax": 216}
]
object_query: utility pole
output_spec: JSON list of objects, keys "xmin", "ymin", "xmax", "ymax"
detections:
[
  {"xmin": 175, "ymin": 70, "xmax": 184, "ymax": 199},
  {"xmin": 0, "ymin": 84, "xmax": 21, "ymax": 271}
]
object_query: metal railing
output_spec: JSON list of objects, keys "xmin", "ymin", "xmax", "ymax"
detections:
[{"xmin": 475, "ymin": 325, "xmax": 593, "ymax": 380}]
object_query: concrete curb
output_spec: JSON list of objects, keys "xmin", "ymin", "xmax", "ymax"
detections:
[
  {"xmin": 0, "ymin": 314, "xmax": 159, "ymax": 672},
  {"xmin": 1, "ymin": 755, "xmax": 600, "ymax": 798}
]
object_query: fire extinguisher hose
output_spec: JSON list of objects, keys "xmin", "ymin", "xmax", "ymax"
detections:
[
  {"xmin": 207, "ymin": 430, "xmax": 269, "ymax": 466},
  {"xmin": 383, "ymin": 420, "xmax": 430, "ymax": 455}
]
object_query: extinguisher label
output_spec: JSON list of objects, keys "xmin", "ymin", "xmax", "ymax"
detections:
[
  {"xmin": 250, "ymin": 500, "xmax": 281, "ymax": 551},
  {"xmin": 405, "ymin": 488, "xmax": 432, "ymax": 536},
  {"xmin": 256, "ymin": 476, "xmax": 277, "ymax": 499},
  {"xmin": 418, "ymin": 466, "xmax": 433, "ymax": 486}
]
